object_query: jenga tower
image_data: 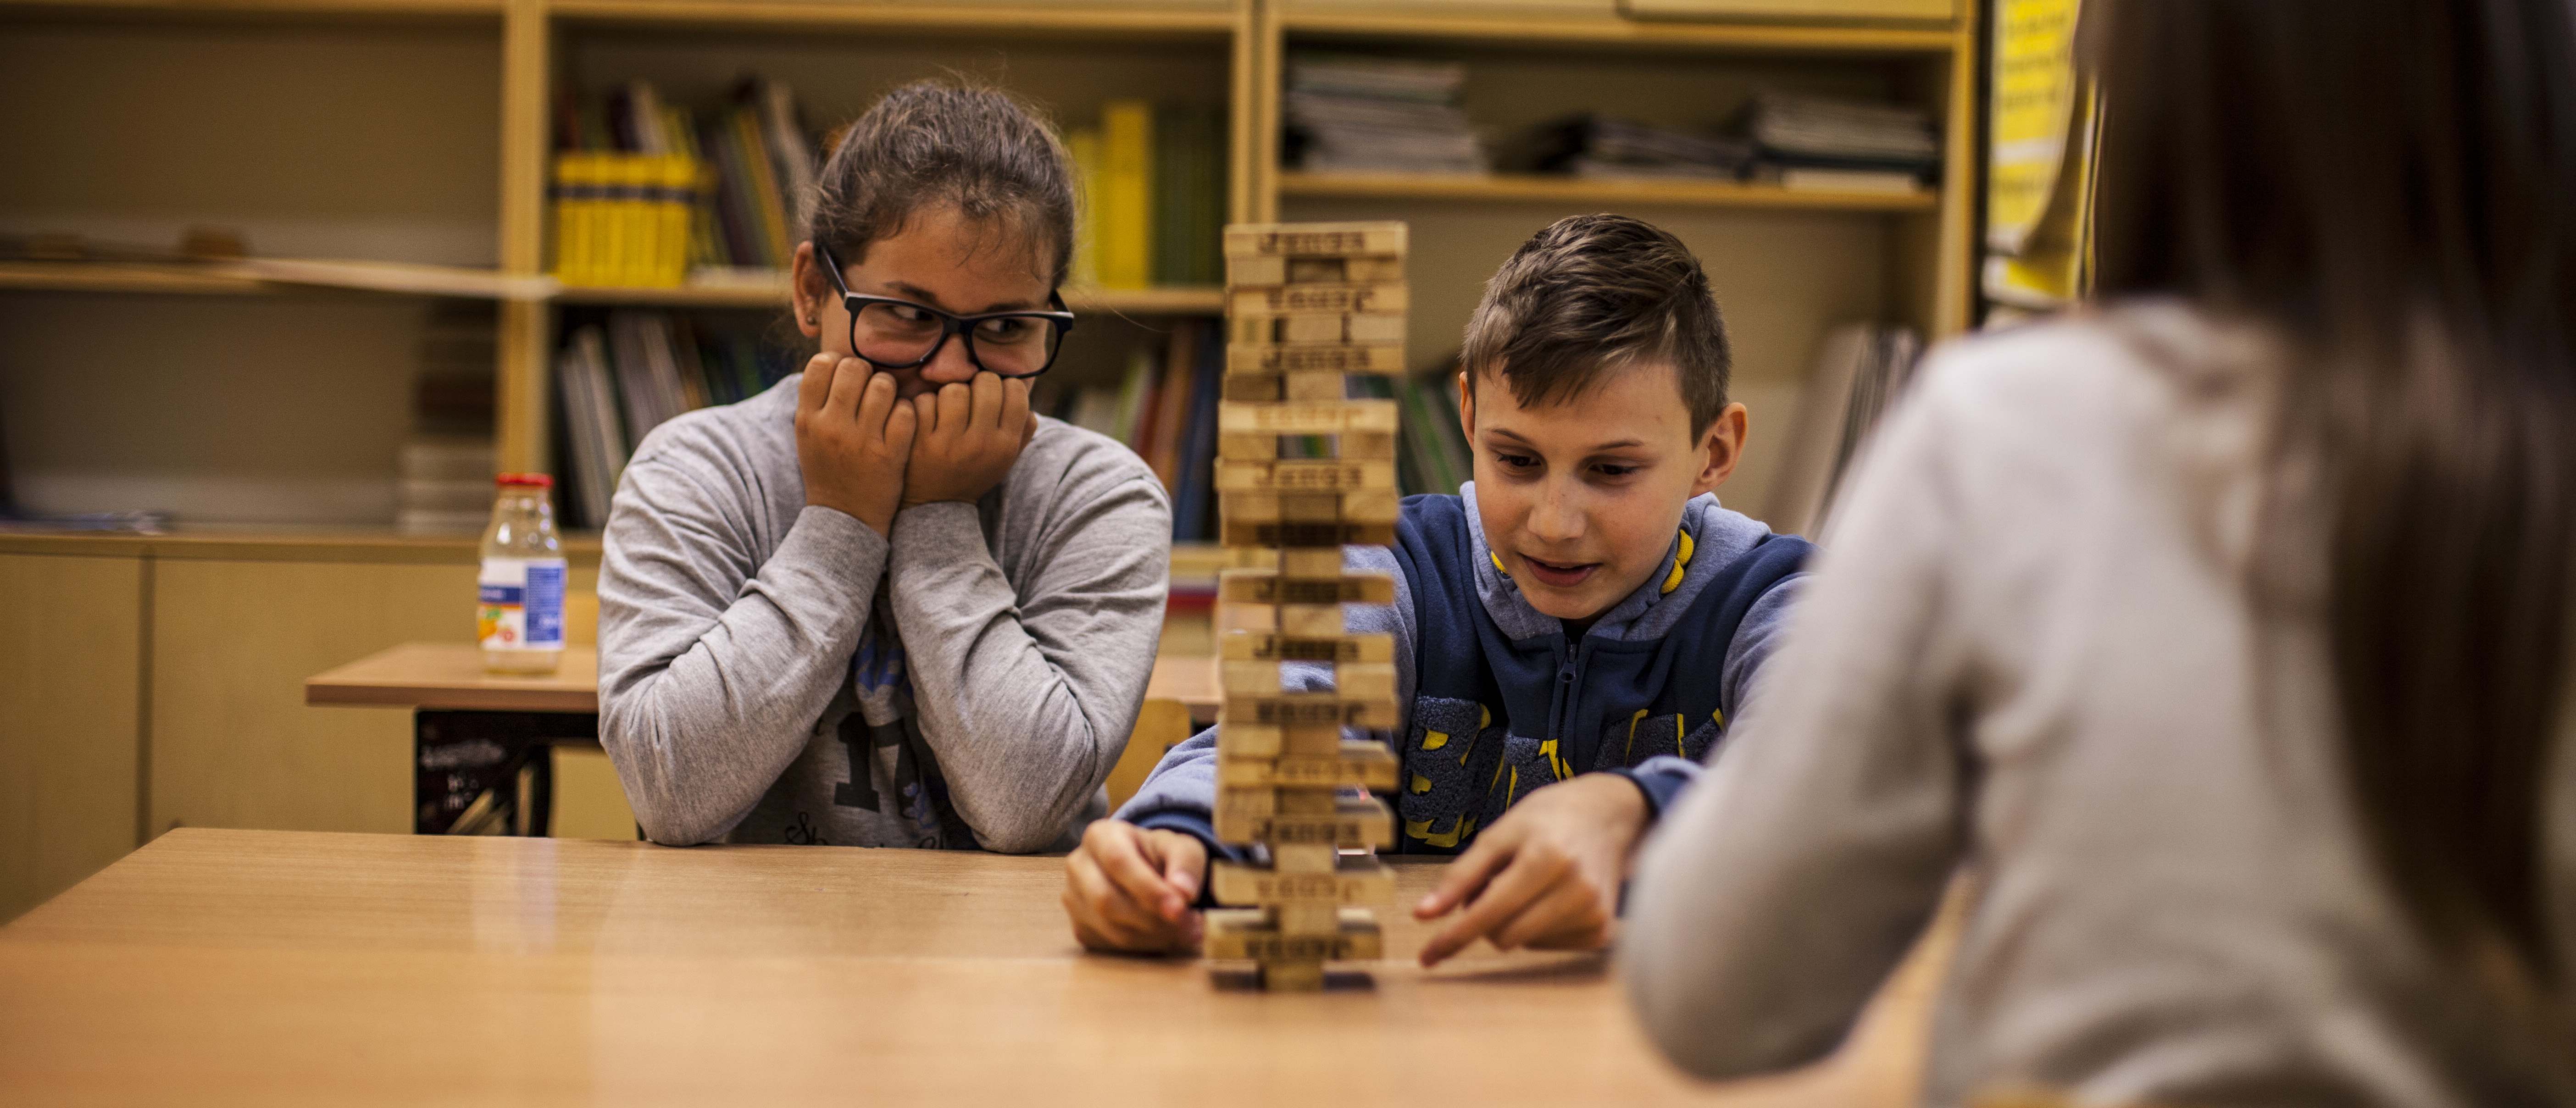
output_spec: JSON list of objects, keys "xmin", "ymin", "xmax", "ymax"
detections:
[{"xmin": 1200, "ymin": 221, "xmax": 1409, "ymax": 992}]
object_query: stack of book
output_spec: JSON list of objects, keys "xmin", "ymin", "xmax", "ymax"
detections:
[
  {"xmin": 1064, "ymin": 100, "xmax": 1228, "ymax": 289},
  {"xmin": 1740, "ymin": 92, "xmax": 1941, "ymax": 194},
  {"xmin": 397, "ymin": 309, "xmax": 500, "ymax": 535},
  {"xmin": 1049, "ymin": 319, "xmax": 1225, "ymax": 540},
  {"xmin": 1528, "ymin": 114, "xmax": 1755, "ymax": 181},
  {"xmin": 553, "ymin": 311, "xmax": 795, "ymax": 529},
  {"xmin": 1283, "ymin": 54, "xmax": 1487, "ymax": 176},
  {"xmin": 552, "ymin": 78, "xmax": 818, "ymax": 285},
  {"xmin": 1763, "ymin": 322, "xmax": 1924, "ymax": 538}
]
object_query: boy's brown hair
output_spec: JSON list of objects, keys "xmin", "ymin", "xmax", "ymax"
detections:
[{"xmin": 1460, "ymin": 214, "xmax": 1732, "ymax": 436}]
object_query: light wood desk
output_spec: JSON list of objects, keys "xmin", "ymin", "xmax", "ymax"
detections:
[
  {"xmin": 307, "ymin": 643, "xmax": 1227, "ymax": 833},
  {"xmin": 308, "ymin": 642, "xmax": 1225, "ymax": 718},
  {"xmin": 0, "ymin": 829, "xmax": 1946, "ymax": 1106}
]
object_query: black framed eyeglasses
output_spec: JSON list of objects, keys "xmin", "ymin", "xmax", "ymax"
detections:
[{"xmin": 814, "ymin": 241, "xmax": 1075, "ymax": 379}]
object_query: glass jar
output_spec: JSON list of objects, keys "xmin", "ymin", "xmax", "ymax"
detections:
[{"xmin": 477, "ymin": 473, "xmax": 566, "ymax": 675}]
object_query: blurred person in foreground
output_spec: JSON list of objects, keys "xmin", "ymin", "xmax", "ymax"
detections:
[{"xmin": 1621, "ymin": 0, "xmax": 2576, "ymax": 1104}]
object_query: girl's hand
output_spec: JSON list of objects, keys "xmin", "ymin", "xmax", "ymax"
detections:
[
  {"xmin": 1411, "ymin": 772, "xmax": 1649, "ymax": 966},
  {"xmin": 902, "ymin": 372, "xmax": 1037, "ymax": 509},
  {"xmin": 795, "ymin": 354, "xmax": 916, "ymax": 537}
]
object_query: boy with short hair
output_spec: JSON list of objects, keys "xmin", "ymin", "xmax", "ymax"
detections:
[{"xmin": 1064, "ymin": 214, "xmax": 1812, "ymax": 963}]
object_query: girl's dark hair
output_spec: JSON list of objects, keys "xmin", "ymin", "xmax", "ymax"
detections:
[
  {"xmin": 807, "ymin": 80, "xmax": 1075, "ymax": 288},
  {"xmin": 2093, "ymin": 0, "xmax": 2576, "ymax": 998},
  {"xmin": 1460, "ymin": 214, "xmax": 1732, "ymax": 436}
]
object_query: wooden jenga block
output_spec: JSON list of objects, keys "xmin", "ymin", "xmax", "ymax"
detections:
[
  {"xmin": 1216, "ymin": 721, "xmax": 1347, "ymax": 759},
  {"xmin": 1271, "ymin": 843, "xmax": 1338, "ymax": 874},
  {"xmin": 1221, "ymin": 520, "xmax": 1399, "ymax": 548},
  {"xmin": 1219, "ymin": 694, "xmax": 1401, "ymax": 735},
  {"xmin": 1211, "ymin": 856, "xmax": 1395, "ymax": 905},
  {"xmin": 1218, "ymin": 399, "xmax": 1399, "ymax": 436},
  {"xmin": 1274, "ymin": 548, "xmax": 1347, "ymax": 578},
  {"xmin": 1216, "ymin": 430, "xmax": 1399, "ymax": 462},
  {"xmin": 1222, "ymin": 491, "xmax": 1401, "ymax": 527},
  {"xmin": 1202, "ymin": 909, "xmax": 1382, "ymax": 963},
  {"xmin": 1229, "ymin": 312, "xmax": 1406, "ymax": 346},
  {"xmin": 1224, "ymin": 255, "xmax": 1406, "ymax": 287},
  {"xmin": 1217, "ymin": 571, "xmax": 1396, "ymax": 606},
  {"xmin": 1218, "ymin": 632, "xmax": 1396, "ymax": 664},
  {"xmin": 1222, "ymin": 660, "xmax": 1396, "ymax": 700},
  {"xmin": 1272, "ymin": 604, "xmax": 1345, "ymax": 636},
  {"xmin": 1220, "ymin": 372, "xmax": 1353, "ymax": 403},
  {"xmin": 1222, "ymin": 221, "xmax": 1408, "ymax": 258},
  {"xmin": 1228, "ymin": 283, "xmax": 1409, "ymax": 316},
  {"xmin": 1214, "ymin": 793, "xmax": 1394, "ymax": 847},
  {"xmin": 1216, "ymin": 740, "xmax": 1399, "ymax": 787},
  {"xmin": 1212, "ymin": 459, "xmax": 1398, "ymax": 493},
  {"xmin": 1226, "ymin": 343, "xmax": 1406, "ymax": 376}
]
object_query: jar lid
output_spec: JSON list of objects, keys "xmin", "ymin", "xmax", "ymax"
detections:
[{"xmin": 496, "ymin": 472, "xmax": 555, "ymax": 488}]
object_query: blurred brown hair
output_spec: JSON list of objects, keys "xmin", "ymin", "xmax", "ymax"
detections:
[
  {"xmin": 2091, "ymin": 0, "xmax": 2576, "ymax": 1002},
  {"xmin": 1461, "ymin": 214, "xmax": 1732, "ymax": 436},
  {"xmin": 806, "ymin": 80, "xmax": 1075, "ymax": 288}
]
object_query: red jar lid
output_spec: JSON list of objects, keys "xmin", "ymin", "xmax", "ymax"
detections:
[{"xmin": 496, "ymin": 472, "xmax": 555, "ymax": 488}]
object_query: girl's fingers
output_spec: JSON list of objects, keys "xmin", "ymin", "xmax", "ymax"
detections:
[
  {"xmin": 938, "ymin": 382, "xmax": 973, "ymax": 436},
  {"xmin": 1002, "ymin": 376, "xmax": 1033, "ymax": 438},
  {"xmin": 969, "ymin": 371, "xmax": 1005, "ymax": 430},
  {"xmin": 825, "ymin": 357, "xmax": 876, "ymax": 419},
  {"xmin": 854, "ymin": 365, "xmax": 896, "ymax": 429},
  {"xmin": 883, "ymin": 394, "xmax": 917, "ymax": 450},
  {"xmin": 796, "ymin": 353, "xmax": 836, "ymax": 413}
]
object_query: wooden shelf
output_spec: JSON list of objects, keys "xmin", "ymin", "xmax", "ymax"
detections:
[
  {"xmin": 0, "ymin": 262, "xmax": 1225, "ymax": 313},
  {"xmin": 547, "ymin": 0, "xmax": 1230, "ymax": 37},
  {"xmin": 0, "ymin": 526, "xmax": 604, "ymax": 565},
  {"xmin": 0, "ymin": 0, "xmax": 502, "ymax": 20},
  {"xmin": 1278, "ymin": 170, "xmax": 1938, "ymax": 211},
  {"xmin": 1280, "ymin": 8, "xmax": 1957, "ymax": 55},
  {"xmin": 555, "ymin": 273, "xmax": 1226, "ymax": 314},
  {"xmin": 0, "ymin": 260, "xmax": 554, "ymax": 299}
]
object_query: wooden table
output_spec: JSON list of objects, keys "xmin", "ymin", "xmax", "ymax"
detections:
[
  {"xmin": 307, "ymin": 643, "xmax": 1227, "ymax": 834},
  {"xmin": 306, "ymin": 641, "xmax": 600, "ymax": 713},
  {"xmin": 308, "ymin": 643, "xmax": 608, "ymax": 836},
  {"xmin": 0, "ymin": 829, "xmax": 1944, "ymax": 1106},
  {"xmin": 307, "ymin": 642, "xmax": 1224, "ymax": 718}
]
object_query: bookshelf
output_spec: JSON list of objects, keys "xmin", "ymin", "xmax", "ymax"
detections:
[{"xmin": 0, "ymin": 0, "xmax": 1979, "ymax": 534}]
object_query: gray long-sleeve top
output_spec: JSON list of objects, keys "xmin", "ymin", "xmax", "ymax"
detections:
[
  {"xmin": 596, "ymin": 377, "xmax": 1172, "ymax": 853},
  {"xmin": 1623, "ymin": 305, "xmax": 2576, "ymax": 1106}
]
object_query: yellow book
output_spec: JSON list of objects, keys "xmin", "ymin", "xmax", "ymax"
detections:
[
  {"xmin": 654, "ymin": 155, "xmax": 694, "ymax": 288},
  {"xmin": 1066, "ymin": 127, "xmax": 1102, "ymax": 288},
  {"xmin": 552, "ymin": 154, "xmax": 593, "ymax": 285},
  {"xmin": 1098, "ymin": 100, "xmax": 1155, "ymax": 289}
]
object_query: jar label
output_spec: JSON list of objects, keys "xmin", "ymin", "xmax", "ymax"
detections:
[{"xmin": 478, "ymin": 557, "xmax": 566, "ymax": 650}]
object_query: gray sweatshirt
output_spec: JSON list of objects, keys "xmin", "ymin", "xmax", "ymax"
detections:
[
  {"xmin": 1623, "ymin": 305, "xmax": 2576, "ymax": 1106},
  {"xmin": 596, "ymin": 377, "xmax": 1172, "ymax": 853}
]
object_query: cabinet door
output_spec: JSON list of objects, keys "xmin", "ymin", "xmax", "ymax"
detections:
[
  {"xmin": 1620, "ymin": 0, "xmax": 1956, "ymax": 20},
  {"xmin": 148, "ymin": 558, "xmax": 477, "ymax": 836},
  {"xmin": 0, "ymin": 553, "xmax": 143, "ymax": 922}
]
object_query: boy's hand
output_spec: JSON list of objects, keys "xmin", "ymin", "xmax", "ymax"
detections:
[
  {"xmin": 794, "ymin": 354, "xmax": 916, "ymax": 537},
  {"xmin": 901, "ymin": 372, "xmax": 1037, "ymax": 509},
  {"xmin": 1064, "ymin": 819, "xmax": 1207, "ymax": 953},
  {"xmin": 1412, "ymin": 773, "xmax": 1649, "ymax": 966}
]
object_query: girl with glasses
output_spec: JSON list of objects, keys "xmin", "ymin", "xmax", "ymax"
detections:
[{"xmin": 596, "ymin": 82, "xmax": 1173, "ymax": 855}]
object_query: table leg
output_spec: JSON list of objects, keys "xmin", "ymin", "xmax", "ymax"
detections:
[{"xmin": 413, "ymin": 710, "xmax": 599, "ymax": 835}]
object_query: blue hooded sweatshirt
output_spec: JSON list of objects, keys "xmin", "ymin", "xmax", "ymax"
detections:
[{"xmin": 1118, "ymin": 482, "xmax": 1810, "ymax": 859}]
